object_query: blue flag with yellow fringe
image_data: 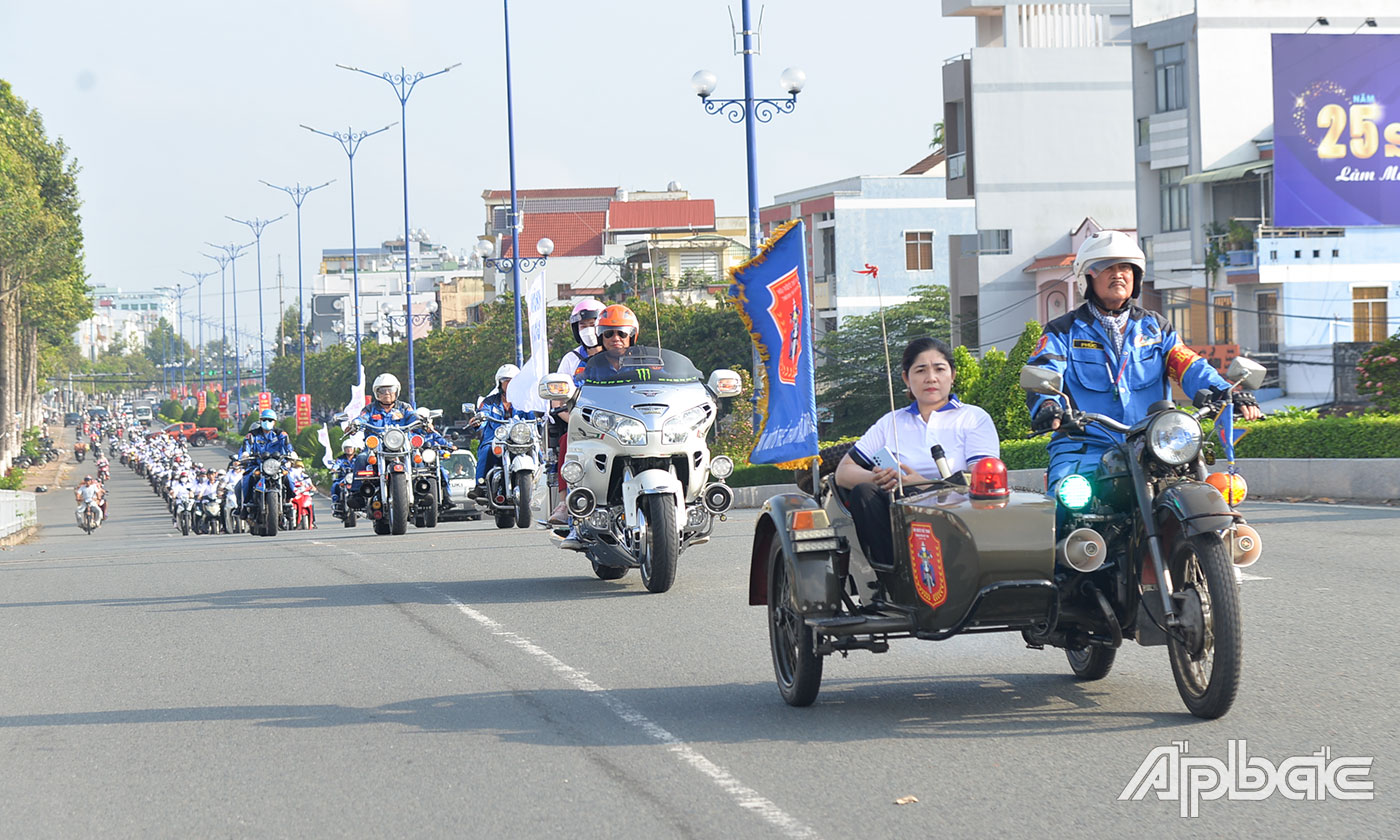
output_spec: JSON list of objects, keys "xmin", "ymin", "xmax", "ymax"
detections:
[{"xmin": 727, "ymin": 220, "xmax": 819, "ymax": 469}]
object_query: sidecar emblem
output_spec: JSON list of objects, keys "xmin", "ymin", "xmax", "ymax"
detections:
[{"xmin": 907, "ymin": 522, "xmax": 948, "ymax": 610}]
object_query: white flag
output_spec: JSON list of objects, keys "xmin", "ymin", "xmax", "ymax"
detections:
[
  {"xmin": 341, "ymin": 364, "xmax": 365, "ymax": 427},
  {"xmin": 316, "ymin": 425, "xmax": 336, "ymax": 468},
  {"xmin": 506, "ymin": 272, "xmax": 550, "ymax": 414}
]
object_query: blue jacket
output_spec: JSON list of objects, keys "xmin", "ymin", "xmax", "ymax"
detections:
[
  {"xmin": 476, "ymin": 393, "xmax": 536, "ymax": 444},
  {"xmin": 1027, "ymin": 303, "xmax": 1232, "ymax": 485},
  {"xmin": 238, "ymin": 428, "xmax": 294, "ymax": 461},
  {"xmin": 358, "ymin": 400, "xmax": 417, "ymax": 427}
]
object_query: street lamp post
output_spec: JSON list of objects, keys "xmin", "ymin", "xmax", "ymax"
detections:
[
  {"xmin": 201, "ymin": 250, "xmax": 230, "ymax": 394},
  {"xmin": 180, "ymin": 269, "xmax": 216, "ymax": 395},
  {"xmin": 692, "ymin": 0, "xmax": 805, "ymax": 418},
  {"xmin": 262, "ymin": 178, "xmax": 333, "ymax": 397},
  {"xmin": 227, "ymin": 214, "xmax": 286, "ymax": 392},
  {"xmin": 474, "ymin": 236, "xmax": 553, "ymax": 366},
  {"xmin": 337, "ymin": 61, "xmax": 460, "ymax": 406},
  {"xmin": 302, "ymin": 123, "xmax": 395, "ymax": 383},
  {"xmin": 206, "ymin": 241, "xmax": 251, "ymax": 423}
]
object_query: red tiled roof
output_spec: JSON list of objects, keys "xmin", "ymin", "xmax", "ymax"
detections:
[
  {"xmin": 500, "ymin": 211, "xmax": 607, "ymax": 258},
  {"xmin": 608, "ymin": 199, "xmax": 716, "ymax": 232},
  {"xmin": 1024, "ymin": 253, "xmax": 1074, "ymax": 272},
  {"xmin": 483, "ymin": 187, "xmax": 618, "ymax": 200},
  {"xmin": 901, "ymin": 150, "xmax": 947, "ymax": 175}
]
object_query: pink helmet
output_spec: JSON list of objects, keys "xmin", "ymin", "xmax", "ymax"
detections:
[{"xmin": 569, "ymin": 298, "xmax": 606, "ymax": 346}]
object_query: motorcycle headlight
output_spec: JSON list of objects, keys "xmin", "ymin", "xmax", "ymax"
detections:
[
  {"xmin": 420, "ymin": 448, "xmax": 436, "ymax": 464},
  {"xmin": 560, "ymin": 460, "xmax": 585, "ymax": 484},
  {"xmin": 493, "ymin": 425, "xmax": 508, "ymax": 441},
  {"xmin": 613, "ymin": 418, "xmax": 647, "ymax": 446},
  {"xmin": 384, "ymin": 428, "xmax": 408, "ymax": 451},
  {"xmin": 709, "ymin": 455, "xmax": 734, "ymax": 479},
  {"xmin": 589, "ymin": 410, "xmax": 616, "ymax": 432},
  {"xmin": 662, "ymin": 404, "xmax": 711, "ymax": 444},
  {"xmin": 508, "ymin": 423, "xmax": 533, "ymax": 445},
  {"xmin": 1147, "ymin": 411, "xmax": 1202, "ymax": 466},
  {"xmin": 261, "ymin": 457, "xmax": 282, "ymax": 475}
]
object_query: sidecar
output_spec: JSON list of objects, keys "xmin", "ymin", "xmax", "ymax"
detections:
[{"xmin": 748, "ymin": 458, "xmax": 1059, "ymax": 706}]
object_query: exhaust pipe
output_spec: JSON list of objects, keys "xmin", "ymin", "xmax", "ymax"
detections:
[
  {"xmin": 566, "ymin": 487, "xmax": 596, "ymax": 518},
  {"xmin": 1057, "ymin": 527, "xmax": 1107, "ymax": 572},
  {"xmin": 1229, "ymin": 523, "xmax": 1262, "ymax": 567},
  {"xmin": 702, "ymin": 483, "xmax": 733, "ymax": 514}
]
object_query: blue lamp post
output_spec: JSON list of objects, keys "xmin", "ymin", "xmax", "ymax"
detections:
[
  {"xmin": 226, "ymin": 213, "xmax": 286, "ymax": 392},
  {"xmin": 302, "ymin": 123, "xmax": 394, "ymax": 384},
  {"xmin": 205, "ymin": 241, "xmax": 251, "ymax": 423},
  {"xmin": 692, "ymin": 0, "xmax": 805, "ymax": 418},
  {"xmin": 261, "ymin": 178, "xmax": 333, "ymax": 396},
  {"xmin": 337, "ymin": 61, "xmax": 460, "ymax": 406},
  {"xmin": 180, "ymin": 269, "xmax": 216, "ymax": 395},
  {"xmin": 201, "ymin": 250, "xmax": 230, "ymax": 394}
]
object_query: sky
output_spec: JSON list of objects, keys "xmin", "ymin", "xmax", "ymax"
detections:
[{"xmin": 1, "ymin": 0, "xmax": 972, "ymax": 343}]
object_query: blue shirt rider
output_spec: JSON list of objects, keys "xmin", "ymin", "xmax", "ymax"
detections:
[
  {"xmin": 329, "ymin": 438, "xmax": 361, "ymax": 514},
  {"xmin": 468, "ymin": 364, "xmax": 537, "ymax": 494},
  {"xmin": 1026, "ymin": 230, "xmax": 1261, "ymax": 490},
  {"xmin": 236, "ymin": 408, "xmax": 295, "ymax": 512},
  {"xmin": 413, "ymin": 406, "xmax": 457, "ymax": 508},
  {"xmin": 344, "ymin": 373, "xmax": 414, "ymax": 500}
]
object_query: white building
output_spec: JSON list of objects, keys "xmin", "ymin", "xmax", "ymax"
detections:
[
  {"xmin": 74, "ymin": 286, "xmax": 177, "ymax": 357},
  {"xmin": 1130, "ymin": 0, "xmax": 1398, "ymax": 403},
  {"xmin": 942, "ymin": 1, "xmax": 1138, "ymax": 352}
]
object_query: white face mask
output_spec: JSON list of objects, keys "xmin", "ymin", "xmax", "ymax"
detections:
[{"xmin": 579, "ymin": 325, "xmax": 599, "ymax": 347}]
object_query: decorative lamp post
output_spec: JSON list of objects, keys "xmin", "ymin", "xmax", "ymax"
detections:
[
  {"xmin": 180, "ymin": 270, "xmax": 215, "ymax": 395},
  {"xmin": 474, "ymin": 236, "xmax": 554, "ymax": 366},
  {"xmin": 337, "ymin": 61, "xmax": 460, "ymax": 405},
  {"xmin": 301, "ymin": 123, "xmax": 395, "ymax": 382},
  {"xmin": 205, "ymin": 241, "xmax": 251, "ymax": 423},
  {"xmin": 226, "ymin": 213, "xmax": 286, "ymax": 392},
  {"xmin": 261, "ymin": 179, "xmax": 333, "ymax": 396}
]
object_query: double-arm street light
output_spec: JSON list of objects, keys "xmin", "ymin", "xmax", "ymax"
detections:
[
  {"xmin": 180, "ymin": 269, "xmax": 216, "ymax": 394},
  {"xmin": 262, "ymin": 179, "xmax": 333, "ymax": 396},
  {"xmin": 205, "ymin": 241, "xmax": 251, "ymax": 422},
  {"xmin": 691, "ymin": 0, "xmax": 805, "ymax": 417},
  {"xmin": 226, "ymin": 214, "xmax": 286, "ymax": 393},
  {"xmin": 337, "ymin": 61, "xmax": 460, "ymax": 406},
  {"xmin": 302, "ymin": 122, "xmax": 394, "ymax": 383},
  {"xmin": 156, "ymin": 284, "xmax": 192, "ymax": 398},
  {"xmin": 474, "ymin": 236, "xmax": 553, "ymax": 366}
]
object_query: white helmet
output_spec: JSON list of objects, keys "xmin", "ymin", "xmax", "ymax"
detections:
[
  {"xmin": 1073, "ymin": 230, "xmax": 1145, "ymax": 302},
  {"xmin": 371, "ymin": 373, "xmax": 401, "ymax": 401},
  {"xmin": 494, "ymin": 364, "xmax": 520, "ymax": 384}
]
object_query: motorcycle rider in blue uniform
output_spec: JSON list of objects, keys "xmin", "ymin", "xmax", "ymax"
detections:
[
  {"xmin": 235, "ymin": 408, "xmax": 295, "ymax": 516},
  {"xmin": 466, "ymin": 364, "xmax": 537, "ymax": 500},
  {"xmin": 329, "ymin": 437, "xmax": 361, "ymax": 518},
  {"xmin": 414, "ymin": 406, "xmax": 457, "ymax": 509},
  {"xmin": 344, "ymin": 373, "xmax": 415, "ymax": 503},
  {"xmin": 1026, "ymin": 230, "xmax": 1261, "ymax": 492}
]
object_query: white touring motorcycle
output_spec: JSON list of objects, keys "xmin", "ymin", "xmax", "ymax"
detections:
[{"xmin": 540, "ymin": 346, "xmax": 743, "ymax": 593}]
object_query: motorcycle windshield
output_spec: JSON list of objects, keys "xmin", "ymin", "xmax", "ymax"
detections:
[{"xmin": 582, "ymin": 346, "xmax": 702, "ymax": 387}]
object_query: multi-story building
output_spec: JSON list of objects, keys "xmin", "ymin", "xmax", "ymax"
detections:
[
  {"xmin": 1130, "ymin": 0, "xmax": 1396, "ymax": 402},
  {"xmin": 758, "ymin": 152, "xmax": 977, "ymax": 344},
  {"xmin": 75, "ymin": 286, "xmax": 177, "ymax": 357},
  {"xmin": 942, "ymin": 1, "xmax": 1137, "ymax": 351}
]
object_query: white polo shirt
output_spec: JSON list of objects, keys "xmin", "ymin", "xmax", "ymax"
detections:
[{"xmin": 852, "ymin": 396, "xmax": 1000, "ymax": 478}]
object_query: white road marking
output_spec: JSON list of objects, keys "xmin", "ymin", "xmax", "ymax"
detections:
[{"xmin": 326, "ymin": 544, "xmax": 819, "ymax": 839}]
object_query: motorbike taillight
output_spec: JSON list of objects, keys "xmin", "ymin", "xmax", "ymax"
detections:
[{"xmin": 969, "ymin": 457, "xmax": 1010, "ymax": 500}]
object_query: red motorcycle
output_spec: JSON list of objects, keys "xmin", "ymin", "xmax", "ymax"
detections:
[{"xmin": 291, "ymin": 479, "xmax": 316, "ymax": 530}]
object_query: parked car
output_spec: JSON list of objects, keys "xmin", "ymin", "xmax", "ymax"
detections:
[
  {"xmin": 150, "ymin": 422, "xmax": 219, "ymax": 446},
  {"xmin": 64, "ymin": 412, "xmax": 82, "ymax": 427}
]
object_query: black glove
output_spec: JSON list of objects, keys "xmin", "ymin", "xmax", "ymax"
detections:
[
  {"xmin": 1231, "ymin": 390, "xmax": 1258, "ymax": 411},
  {"xmin": 1031, "ymin": 400, "xmax": 1064, "ymax": 433}
]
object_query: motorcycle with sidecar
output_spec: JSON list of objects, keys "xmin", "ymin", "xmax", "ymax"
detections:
[{"xmin": 749, "ymin": 356, "xmax": 1266, "ymax": 719}]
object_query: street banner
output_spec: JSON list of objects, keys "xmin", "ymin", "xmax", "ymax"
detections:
[
  {"xmin": 1272, "ymin": 33, "xmax": 1400, "ymax": 226},
  {"xmin": 196, "ymin": 390, "xmax": 207, "ymax": 415},
  {"xmin": 217, "ymin": 392, "xmax": 229, "ymax": 420},
  {"xmin": 295, "ymin": 394, "xmax": 312, "ymax": 431},
  {"xmin": 506, "ymin": 271, "xmax": 550, "ymax": 414},
  {"xmin": 726, "ymin": 219, "xmax": 819, "ymax": 469},
  {"xmin": 341, "ymin": 365, "xmax": 365, "ymax": 427},
  {"xmin": 257, "ymin": 391, "xmax": 272, "ymax": 412}
]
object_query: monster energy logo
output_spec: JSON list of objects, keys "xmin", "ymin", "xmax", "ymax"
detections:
[{"xmin": 636, "ymin": 368, "xmax": 651, "ymax": 381}]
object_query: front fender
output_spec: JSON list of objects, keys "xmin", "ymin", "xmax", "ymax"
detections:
[
  {"xmin": 622, "ymin": 468, "xmax": 683, "ymax": 529},
  {"xmin": 747, "ymin": 493, "xmax": 841, "ymax": 614},
  {"xmin": 1153, "ymin": 480, "xmax": 1236, "ymax": 538}
]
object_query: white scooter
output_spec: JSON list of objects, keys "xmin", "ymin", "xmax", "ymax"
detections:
[{"xmin": 540, "ymin": 345, "xmax": 742, "ymax": 593}]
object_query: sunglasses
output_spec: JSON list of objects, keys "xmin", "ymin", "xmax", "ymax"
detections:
[{"xmin": 600, "ymin": 329, "xmax": 633, "ymax": 340}]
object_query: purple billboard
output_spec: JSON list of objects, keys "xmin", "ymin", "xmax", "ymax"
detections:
[{"xmin": 1272, "ymin": 34, "xmax": 1400, "ymax": 227}]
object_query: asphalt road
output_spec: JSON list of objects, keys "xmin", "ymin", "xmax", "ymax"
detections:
[{"xmin": 1, "ymin": 455, "xmax": 1395, "ymax": 838}]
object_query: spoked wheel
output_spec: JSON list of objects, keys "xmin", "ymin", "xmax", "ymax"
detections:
[
  {"xmin": 767, "ymin": 537, "xmax": 822, "ymax": 706},
  {"xmin": 1166, "ymin": 532, "xmax": 1242, "ymax": 719},
  {"xmin": 1066, "ymin": 645, "xmax": 1117, "ymax": 680},
  {"xmin": 638, "ymin": 495, "xmax": 678, "ymax": 594}
]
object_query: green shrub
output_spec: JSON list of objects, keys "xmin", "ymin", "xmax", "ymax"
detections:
[
  {"xmin": 159, "ymin": 399, "xmax": 182, "ymax": 421},
  {"xmin": 1224, "ymin": 412, "xmax": 1400, "ymax": 459},
  {"xmin": 1355, "ymin": 333, "xmax": 1400, "ymax": 412},
  {"xmin": 0, "ymin": 467, "xmax": 25, "ymax": 491},
  {"xmin": 181, "ymin": 405, "xmax": 198, "ymax": 423},
  {"xmin": 196, "ymin": 405, "xmax": 224, "ymax": 431}
]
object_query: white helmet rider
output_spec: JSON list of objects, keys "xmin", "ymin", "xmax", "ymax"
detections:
[
  {"xmin": 1073, "ymin": 230, "xmax": 1146, "ymax": 309},
  {"xmin": 371, "ymin": 373, "xmax": 401, "ymax": 405},
  {"xmin": 494, "ymin": 364, "xmax": 520, "ymax": 386}
]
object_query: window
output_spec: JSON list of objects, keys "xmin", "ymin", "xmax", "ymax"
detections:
[
  {"xmin": 1159, "ymin": 166, "xmax": 1188, "ymax": 232},
  {"xmin": 1353, "ymin": 287, "xmax": 1389, "ymax": 342},
  {"xmin": 1213, "ymin": 295, "xmax": 1233, "ymax": 344},
  {"xmin": 556, "ymin": 284, "xmax": 572, "ymax": 301},
  {"xmin": 1154, "ymin": 45, "xmax": 1187, "ymax": 113},
  {"xmin": 820, "ymin": 227, "xmax": 836, "ymax": 278},
  {"xmin": 1313, "ymin": 250, "xmax": 1321, "ymax": 258},
  {"xmin": 905, "ymin": 231, "xmax": 933, "ymax": 271},
  {"xmin": 1164, "ymin": 288, "xmax": 1192, "ymax": 343},
  {"xmin": 960, "ymin": 295, "xmax": 979, "ymax": 348},
  {"xmin": 1137, "ymin": 116, "xmax": 1150, "ymax": 147},
  {"xmin": 1332, "ymin": 249, "xmax": 1340, "ymax": 258},
  {"xmin": 978, "ymin": 229, "xmax": 1012, "ymax": 255},
  {"xmin": 1257, "ymin": 291, "xmax": 1279, "ymax": 352}
]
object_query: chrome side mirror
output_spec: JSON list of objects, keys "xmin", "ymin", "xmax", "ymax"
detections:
[
  {"xmin": 1019, "ymin": 365, "xmax": 1063, "ymax": 396},
  {"xmin": 538, "ymin": 373, "xmax": 576, "ymax": 401},
  {"xmin": 708, "ymin": 369, "xmax": 743, "ymax": 397},
  {"xmin": 1225, "ymin": 356, "xmax": 1267, "ymax": 391}
]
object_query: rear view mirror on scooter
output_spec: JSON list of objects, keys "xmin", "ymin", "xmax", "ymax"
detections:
[
  {"xmin": 708, "ymin": 369, "xmax": 743, "ymax": 397},
  {"xmin": 1225, "ymin": 356, "xmax": 1266, "ymax": 391},
  {"xmin": 1019, "ymin": 365, "xmax": 1064, "ymax": 396},
  {"xmin": 538, "ymin": 373, "xmax": 576, "ymax": 401}
]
